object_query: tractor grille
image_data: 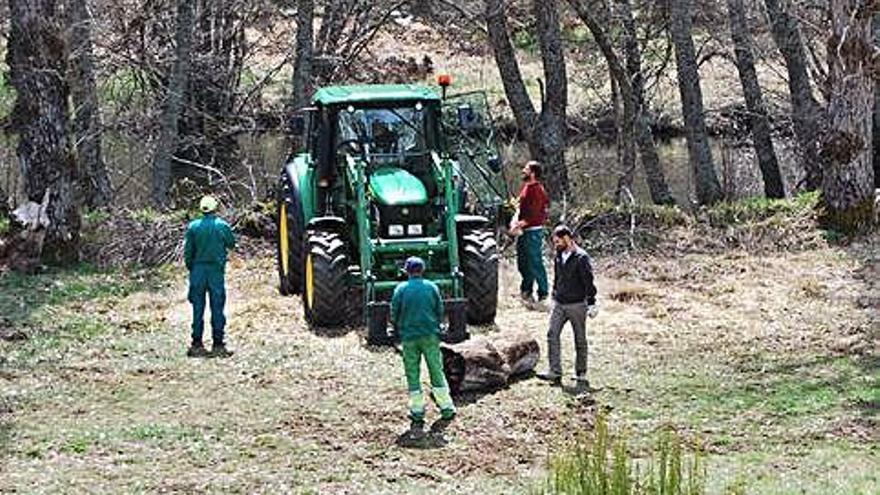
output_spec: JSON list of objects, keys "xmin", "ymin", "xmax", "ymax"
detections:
[{"xmin": 375, "ymin": 204, "xmax": 435, "ymax": 238}]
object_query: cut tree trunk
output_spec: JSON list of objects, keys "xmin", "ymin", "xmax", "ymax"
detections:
[
  {"xmin": 670, "ymin": 0, "xmax": 723, "ymax": 205},
  {"xmin": 68, "ymin": 0, "xmax": 112, "ymax": 208},
  {"xmin": 820, "ymin": 0, "xmax": 876, "ymax": 234},
  {"xmin": 727, "ymin": 0, "xmax": 785, "ymax": 199},
  {"xmin": 764, "ymin": 0, "xmax": 826, "ymax": 191},
  {"xmin": 7, "ymin": 0, "xmax": 80, "ymax": 263},
  {"xmin": 441, "ymin": 332, "xmax": 539, "ymax": 394}
]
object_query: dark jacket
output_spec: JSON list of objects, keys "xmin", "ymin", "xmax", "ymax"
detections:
[{"xmin": 552, "ymin": 247, "xmax": 597, "ymax": 305}]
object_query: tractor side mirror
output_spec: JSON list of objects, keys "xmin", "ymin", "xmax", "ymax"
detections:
[
  {"xmin": 457, "ymin": 104, "xmax": 480, "ymax": 131},
  {"xmin": 487, "ymin": 155, "xmax": 503, "ymax": 174}
]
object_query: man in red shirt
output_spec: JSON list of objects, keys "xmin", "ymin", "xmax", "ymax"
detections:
[{"xmin": 514, "ymin": 160, "xmax": 550, "ymax": 302}]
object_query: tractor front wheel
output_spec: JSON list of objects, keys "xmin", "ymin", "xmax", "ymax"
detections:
[
  {"xmin": 303, "ymin": 230, "xmax": 350, "ymax": 328},
  {"xmin": 460, "ymin": 227, "xmax": 499, "ymax": 325},
  {"xmin": 276, "ymin": 175, "xmax": 305, "ymax": 296}
]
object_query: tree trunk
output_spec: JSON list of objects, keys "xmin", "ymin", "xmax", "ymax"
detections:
[
  {"xmin": 485, "ymin": 0, "xmax": 570, "ymax": 199},
  {"xmin": 727, "ymin": 0, "xmax": 785, "ymax": 198},
  {"xmin": 566, "ymin": 0, "xmax": 637, "ymax": 202},
  {"xmin": 873, "ymin": 14, "xmax": 880, "ymax": 188},
  {"xmin": 68, "ymin": 0, "xmax": 112, "ymax": 208},
  {"xmin": 534, "ymin": 0, "xmax": 570, "ymax": 198},
  {"xmin": 178, "ymin": 0, "xmax": 242, "ymax": 177},
  {"xmin": 151, "ymin": 0, "xmax": 195, "ymax": 207},
  {"xmin": 669, "ymin": 0, "xmax": 723, "ymax": 205},
  {"xmin": 821, "ymin": 0, "xmax": 876, "ymax": 234},
  {"xmin": 7, "ymin": 0, "xmax": 80, "ymax": 262},
  {"xmin": 291, "ymin": 0, "xmax": 315, "ymax": 109},
  {"xmin": 620, "ymin": 0, "xmax": 674, "ymax": 205},
  {"xmin": 0, "ymin": 183, "xmax": 9, "ymax": 219},
  {"xmin": 764, "ymin": 0, "xmax": 825, "ymax": 191}
]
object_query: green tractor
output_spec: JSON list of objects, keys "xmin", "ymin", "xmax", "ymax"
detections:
[{"xmin": 276, "ymin": 82, "xmax": 508, "ymax": 344}]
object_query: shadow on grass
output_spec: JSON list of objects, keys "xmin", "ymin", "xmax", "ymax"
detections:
[{"xmin": 308, "ymin": 324, "xmax": 360, "ymax": 339}]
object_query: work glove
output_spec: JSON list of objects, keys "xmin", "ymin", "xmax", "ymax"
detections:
[{"xmin": 586, "ymin": 303, "xmax": 599, "ymax": 319}]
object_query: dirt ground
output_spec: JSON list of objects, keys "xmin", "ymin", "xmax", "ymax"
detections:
[{"xmin": 1, "ymin": 235, "xmax": 878, "ymax": 494}]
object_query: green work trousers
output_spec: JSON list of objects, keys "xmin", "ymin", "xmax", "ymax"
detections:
[
  {"xmin": 402, "ymin": 334, "xmax": 455, "ymax": 421},
  {"xmin": 188, "ymin": 262, "xmax": 227, "ymax": 346},
  {"xmin": 516, "ymin": 229, "xmax": 548, "ymax": 298}
]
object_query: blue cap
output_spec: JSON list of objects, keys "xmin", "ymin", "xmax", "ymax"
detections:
[{"xmin": 404, "ymin": 256, "xmax": 425, "ymax": 274}]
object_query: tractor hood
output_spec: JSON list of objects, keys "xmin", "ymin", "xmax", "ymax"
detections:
[{"xmin": 369, "ymin": 167, "xmax": 428, "ymax": 206}]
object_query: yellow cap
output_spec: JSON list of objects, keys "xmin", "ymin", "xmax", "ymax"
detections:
[{"xmin": 199, "ymin": 195, "xmax": 218, "ymax": 213}]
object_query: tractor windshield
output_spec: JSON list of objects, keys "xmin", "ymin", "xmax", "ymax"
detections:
[{"xmin": 337, "ymin": 105, "xmax": 426, "ymax": 158}]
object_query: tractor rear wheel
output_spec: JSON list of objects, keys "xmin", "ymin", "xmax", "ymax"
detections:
[
  {"xmin": 460, "ymin": 227, "xmax": 499, "ymax": 324},
  {"xmin": 276, "ymin": 175, "xmax": 305, "ymax": 295},
  {"xmin": 303, "ymin": 230, "xmax": 351, "ymax": 328}
]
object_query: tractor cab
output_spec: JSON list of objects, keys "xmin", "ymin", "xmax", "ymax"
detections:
[{"xmin": 277, "ymin": 83, "xmax": 507, "ymax": 344}]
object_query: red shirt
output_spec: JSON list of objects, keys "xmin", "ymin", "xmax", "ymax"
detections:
[{"xmin": 518, "ymin": 181, "xmax": 550, "ymax": 228}]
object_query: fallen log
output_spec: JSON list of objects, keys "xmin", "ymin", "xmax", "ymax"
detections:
[{"xmin": 441, "ymin": 332, "xmax": 539, "ymax": 395}]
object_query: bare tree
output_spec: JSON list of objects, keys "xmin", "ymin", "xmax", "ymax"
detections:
[
  {"xmin": 485, "ymin": 0, "xmax": 569, "ymax": 198},
  {"xmin": 7, "ymin": 0, "xmax": 81, "ymax": 260},
  {"xmin": 620, "ymin": 0, "xmax": 674, "ymax": 205},
  {"xmin": 291, "ymin": 0, "xmax": 314, "ymax": 109},
  {"xmin": 874, "ymin": 13, "xmax": 880, "ymax": 188},
  {"xmin": 567, "ymin": 0, "xmax": 636, "ymax": 202},
  {"xmin": 568, "ymin": 0, "xmax": 674, "ymax": 205},
  {"xmin": 764, "ymin": 0, "xmax": 825, "ymax": 191},
  {"xmin": 821, "ymin": 0, "xmax": 876, "ymax": 233},
  {"xmin": 68, "ymin": 0, "xmax": 112, "ymax": 208},
  {"xmin": 151, "ymin": 0, "xmax": 195, "ymax": 207},
  {"xmin": 669, "ymin": 0, "xmax": 722, "ymax": 205},
  {"xmin": 727, "ymin": 0, "xmax": 784, "ymax": 198}
]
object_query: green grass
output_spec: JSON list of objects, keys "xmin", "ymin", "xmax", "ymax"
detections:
[
  {"xmin": 0, "ymin": 264, "xmax": 161, "ymax": 324},
  {"xmin": 539, "ymin": 414, "xmax": 707, "ymax": 495},
  {"xmin": 705, "ymin": 191, "xmax": 820, "ymax": 226},
  {"xmin": 100, "ymin": 67, "xmax": 154, "ymax": 111}
]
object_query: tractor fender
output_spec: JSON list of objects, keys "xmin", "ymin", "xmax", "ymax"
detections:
[
  {"xmin": 283, "ymin": 155, "xmax": 314, "ymax": 222},
  {"xmin": 307, "ymin": 216, "xmax": 347, "ymax": 233},
  {"xmin": 454, "ymin": 214, "xmax": 490, "ymax": 230}
]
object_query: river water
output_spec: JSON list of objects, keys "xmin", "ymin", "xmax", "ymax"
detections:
[{"xmin": 0, "ymin": 133, "xmax": 802, "ymax": 210}]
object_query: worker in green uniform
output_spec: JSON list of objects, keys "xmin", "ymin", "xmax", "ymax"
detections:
[
  {"xmin": 184, "ymin": 195, "xmax": 236, "ymax": 358},
  {"xmin": 391, "ymin": 257, "xmax": 456, "ymax": 427}
]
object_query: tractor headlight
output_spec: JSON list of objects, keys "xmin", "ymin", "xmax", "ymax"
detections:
[
  {"xmin": 407, "ymin": 224, "xmax": 423, "ymax": 236},
  {"xmin": 388, "ymin": 224, "xmax": 404, "ymax": 237}
]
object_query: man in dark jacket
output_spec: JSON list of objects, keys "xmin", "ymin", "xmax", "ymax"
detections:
[
  {"xmin": 537, "ymin": 225, "xmax": 598, "ymax": 386},
  {"xmin": 184, "ymin": 195, "xmax": 236, "ymax": 357},
  {"xmin": 513, "ymin": 160, "xmax": 550, "ymax": 302}
]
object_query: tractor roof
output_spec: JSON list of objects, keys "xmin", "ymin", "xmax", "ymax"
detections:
[{"xmin": 312, "ymin": 84, "xmax": 441, "ymax": 106}]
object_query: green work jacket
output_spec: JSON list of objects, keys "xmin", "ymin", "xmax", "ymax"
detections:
[
  {"xmin": 391, "ymin": 277, "xmax": 444, "ymax": 341},
  {"xmin": 184, "ymin": 214, "xmax": 236, "ymax": 270}
]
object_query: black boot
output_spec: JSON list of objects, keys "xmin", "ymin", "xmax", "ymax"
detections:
[
  {"xmin": 187, "ymin": 342, "xmax": 208, "ymax": 357},
  {"xmin": 211, "ymin": 343, "xmax": 233, "ymax": 358}
]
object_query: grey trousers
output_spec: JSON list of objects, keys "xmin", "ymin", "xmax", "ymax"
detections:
[{"xmin": 547, "ymin": 301, "xmax": 588, "ymax": 375}]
